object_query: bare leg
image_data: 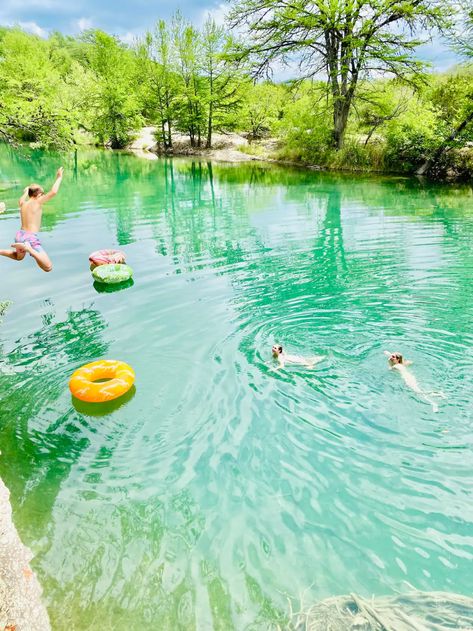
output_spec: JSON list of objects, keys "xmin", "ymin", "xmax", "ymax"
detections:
[
  {"xmin": 305, "ymin": 355, "xmax": 325, "ymax": 368},
  {"xmin": 33, "ymin": 250, "xmax": 52, "ymax": 273},
  {"xmin": 423, "ymin": 395, "xmax": 439, "ymax": 413},
  {"xmin": 11, "ymin": 243, "xmax": 52, "ymax": 272},
  {"xmin": 0, "ymin": 247, "xmax": 25, "ymax": 261}
]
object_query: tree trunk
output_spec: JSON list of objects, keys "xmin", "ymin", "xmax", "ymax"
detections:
[
  {"xmin": 160, "ymin": 121, "xmax": 166, "ymax": 149},
  {"xmin": 332, "ymin": 97, "xmax": 351, "ymax": 150},
  {"xmin": 206, "ymin": 69, "xmax": 214, "ymax": 149},
  {"xmin": 166, "ymin": 119, "xmax": 172, "ymax": 149},
  {"xmin": 165, "ymin": 91, "xmax": 172, "ymax": 149},
  {"xmin": 206, "ymin": 103, "xmax": 213, "ymax": 149},
  {"xmin": 364, "ymin": 124, "xmax": 379, "ymax": 147},
  {"xmin": 416, "ymin": 108, "xmax": 473, "ymax": 175}
]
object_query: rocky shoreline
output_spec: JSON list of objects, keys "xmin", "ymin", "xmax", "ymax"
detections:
[
  {"xmin": 0, "ymin": 477, "xmax": 50, "ymax": 630},
  {"xmin": 127, "ymin": 126, "xmax": 275, "ymax": 164}
]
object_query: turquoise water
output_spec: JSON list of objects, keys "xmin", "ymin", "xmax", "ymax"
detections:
[{"xmin": 0, "ymin": 146, "xmax": 472, "ymax": 629}]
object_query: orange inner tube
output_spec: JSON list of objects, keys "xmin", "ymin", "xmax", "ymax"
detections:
[{"xmin": 69, "ymin": 360, "xmax": 135, "ymax": 403}]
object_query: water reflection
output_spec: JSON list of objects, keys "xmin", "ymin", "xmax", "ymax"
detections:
[
  {"xmin": 0, "ymin": 305, "xmax": 109, "ymax": 538},
  {"xmin": 0, "ymin": 146, "xmax": 472, "ymax": 630},
  {"xmin": 72, "ymin": 385, "xmax": 136, "ymax": 416},
  {"xmin": 93, "ymin": 278, "xmax": 134, "ymax": 293}
]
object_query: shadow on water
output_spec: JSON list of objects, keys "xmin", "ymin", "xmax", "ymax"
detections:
[
  {"xmin": 72, "ymin": 385, "xmax": 136, "ymax": 416},
  {"xmin": 93, "ymin": 278, "xmax": 134, "ymax": 293}
]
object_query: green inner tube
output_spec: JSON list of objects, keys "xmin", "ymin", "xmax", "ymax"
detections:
[{"xmin": 92, "ymin": 263, "xmax": 133, "ymax": 285}]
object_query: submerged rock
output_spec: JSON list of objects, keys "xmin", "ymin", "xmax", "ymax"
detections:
[{"xmin": 292, "ymin": 591, "xmax": 473, "ymax": 631}]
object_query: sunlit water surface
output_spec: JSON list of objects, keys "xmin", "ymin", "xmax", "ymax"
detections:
[{"xmin": 0, "ymin": 147, "xmax": 472, "ymax": 630}]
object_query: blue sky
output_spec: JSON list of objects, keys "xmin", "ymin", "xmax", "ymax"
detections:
[
  {"xmin": 0, "ymin": 0, "xmax": 459, "ymax": 73},
  {"xmin": 0, "ymin": 0, "xmax": 228, "ymax": 41}
]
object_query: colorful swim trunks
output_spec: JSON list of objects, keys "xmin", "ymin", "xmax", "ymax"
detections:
[{"xmin": 15, "ymin": 230, "xmax": 43, "ymax": 252}]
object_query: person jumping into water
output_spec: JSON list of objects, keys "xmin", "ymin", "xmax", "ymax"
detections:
[
  {"xmin": 272, "ymin": 344, "xmax": 325, "ymax": 370},
  {"xmin": 384, "ymin": 350, "xmax": 445, "ymax": 413},
  {"xmin": 0, "ymin": 167, "xmax": 64, "ymax": 272}
]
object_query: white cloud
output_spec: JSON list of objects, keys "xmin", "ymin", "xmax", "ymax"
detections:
[
  {"xmin": 77, "ymin": 17, "xmax": 93, "ymax": 31},
  {"xmin": 199, "ymin": 3, "xmax": 227, "ymax": 26},
  {"xmin": 120, "ymin": 31, "xmax": 140, "ymax": 46},
  {"xmin": 18, "ymin": 20, "xmax": 47, "ymax": 37}
]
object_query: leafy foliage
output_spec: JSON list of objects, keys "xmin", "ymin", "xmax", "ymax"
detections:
[
  {"xmin": 230, "ymin": 0, "xmax": 452, "ymax": 148},
  {"xmin": 240, "ymin": 82, "xmax": 285, "ymax": 139},
  {"xmin": 0, "ymin": 29, "xmax": 78, "ymax": 147},
  {"xmin": 82, "ymin": 30, "xmax": 143, "ymax": 149},
  {"xmin": 2, "ymin": 5, "xmax": 473, "ymax": 177}
]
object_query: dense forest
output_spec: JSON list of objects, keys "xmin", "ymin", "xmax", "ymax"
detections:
[{"xmin": 2, "ymin": 0, "xmax": 473, "ymax": 177}]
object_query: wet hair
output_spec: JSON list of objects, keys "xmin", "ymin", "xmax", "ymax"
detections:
[
  {"xmin": 273, "ymin": 344, "xmax": 283, "ymax": 354},
  {"xmin": 391, "ymin": 352, "xmax": 403, "ymax": 363},
  {"xmin": 28, "ymin": 184, "xmax": 43, "ymax": 198}
]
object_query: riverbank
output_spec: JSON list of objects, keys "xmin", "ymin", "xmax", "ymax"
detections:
[
  {"xmin": 126, "ymin": 126, "xmax": 473, "ymax": 180},
  {"xmin": 0, "ymin": 477, "xmax": 50, "ymax": 631},
  {"xmin": 127, "ymin": 127, "xmax": 279, "ymax": 164}
]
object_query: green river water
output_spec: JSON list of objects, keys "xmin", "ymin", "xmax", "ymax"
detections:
[{"xmin": 0, "ymin": 146, "xmax": 472, "ymax": 629}]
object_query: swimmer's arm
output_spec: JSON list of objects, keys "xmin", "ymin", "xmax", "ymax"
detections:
[
  {"xmin": 41, "ymin": 167, "xmax": 64, "ymax": 203},
  {"xmin": 18, "ymin": 187, "xmax": 29, "ymax": 208},
  {"xmin": 404, "ymin": 360, "xmax": 413, "ymax": 367}
]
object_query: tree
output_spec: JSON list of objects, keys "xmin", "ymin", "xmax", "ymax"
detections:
[
  {"xmin": 230, "ymin": 0, "xmax": 450, "ymax": 149},
  {"xmin": 201, "ymin": 17, "xmax": 242, "ymax": 148},
  {"xmin": 417, "ymin": 3, "xmax": 473, "ymax": 174},
  {"xmin": 240, "ymin": 82, "xmax": 285, "ymax": 139},
  {"xmin": 139, "ymin": 21, "xmax": 179, "ymax": 150},
  {"xmin": 0, "ymin": 29, "xmax": 77, "ymax": 147},
  {"xmin": 357, "ymin": 82, "xmax": 409, "ymax": 146},
  {"xmin": 82, "ymin": 30, "xmax": 142, "ymax": 148},
  {"xmin": 173, "ymin": 13, "xmax": 206, "ymax": 147}
]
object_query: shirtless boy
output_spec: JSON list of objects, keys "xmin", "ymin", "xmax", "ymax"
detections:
[
  {"xmin": 384, "ymin": 350, "xmax": 444, "ymax": 413},
  {"xmin": 272, "ymin": 344, "xmax": 324, "ymax": 370},
  {"xmin": 0, "ymin": 167, "xmax": 64, "ymax": 272}
]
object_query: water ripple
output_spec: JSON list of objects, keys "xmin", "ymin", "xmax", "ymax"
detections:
[{"xmin": 0, "ymin": 151, "xmax": 472, "ymax": 629}]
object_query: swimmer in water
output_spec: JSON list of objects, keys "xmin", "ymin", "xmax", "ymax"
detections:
[
  {"xmin": 0, "ymin": 167, "xmax": 63, "ymax": 272},
  {"xmin": 384, "ymin": 350, "xmax": 444, "ymax": 413},
  {"xmin": 271, "ymin": 344, "xmax": 325, "ymax": 370}
]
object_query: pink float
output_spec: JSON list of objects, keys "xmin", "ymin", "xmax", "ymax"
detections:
[{"xmin": 89, "ymin": 249, "xmax": 126, "ymax": 267}]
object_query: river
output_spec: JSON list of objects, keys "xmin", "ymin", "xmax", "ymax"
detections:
[{"xmin": 0, "ymin": 146, "xmax": 472, "ymax": 629}]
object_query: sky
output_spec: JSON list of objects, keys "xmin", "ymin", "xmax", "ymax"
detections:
[
  {"xmin": 0, "ymin": 0, "xmax": 459, "ymax": 74},
  {"xmin": 0, "ymin": 0, "xmax": 227, "ymax": 42}
]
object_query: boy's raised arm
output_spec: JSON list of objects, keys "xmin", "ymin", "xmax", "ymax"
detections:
[
  {"xmin": 18, "ymin": 186, "xmax": 29, "ymax": 207},
  {"xmin": 41, "ymin": 167, "xmax": 64, "ymax": 203}
]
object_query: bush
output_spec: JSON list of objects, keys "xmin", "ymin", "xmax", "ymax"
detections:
[{"xmin": 384, "ymin": 99, "xmax": 439, "ymax": 172}]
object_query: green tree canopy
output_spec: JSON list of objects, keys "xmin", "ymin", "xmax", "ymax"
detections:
[
  {"xmin": 0, "ymin": 29, "xmax": 78, "ymax": 147},
  {"xmin": 230, "ymin": 0, "xmax": 452, "ymax": 149},
  {"xmin": 82, "ymin": 30, "xmax": 143, "ymax": 149}
]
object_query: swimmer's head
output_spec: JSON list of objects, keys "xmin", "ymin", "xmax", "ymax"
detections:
[
  {"xmin": 28, "ymin": 184, "xmax": 44, "ymax": 198},
  {"xmin": 272, "ymin": 344, "xmax": 283, "ymax": 357},
  {"xmin": 387, "ymin": 351, "xmax": 403, "ymax": 365}
]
